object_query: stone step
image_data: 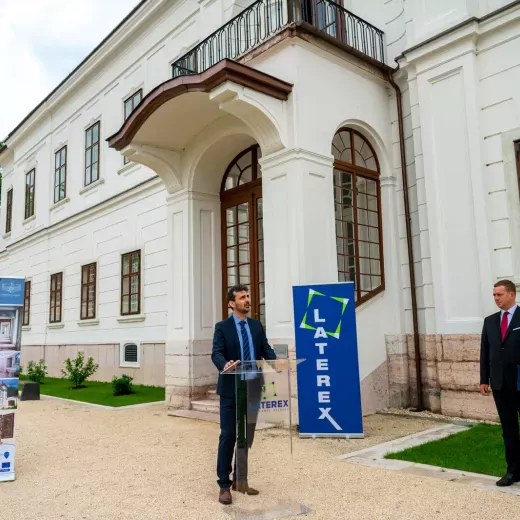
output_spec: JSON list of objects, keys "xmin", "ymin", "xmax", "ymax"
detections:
[
  {"xmin": 191, "ymin": 399, "xmax": 220, "ymax": 414},
  {"xmin": 168, "ymin": 409, "xmax": 275, "ymax": 430},
  {"xmin": 207, "ymin": 389, "xmax": 219, "ymax": 401}
]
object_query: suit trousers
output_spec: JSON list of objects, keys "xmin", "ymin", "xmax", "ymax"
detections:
[
  {"xmin": 493, "ymin": 388, "xmax": 520, "ymax": 475},
  {"xmin": 217, "ymin": 378, "xmax": 261, "ymax": 488}
]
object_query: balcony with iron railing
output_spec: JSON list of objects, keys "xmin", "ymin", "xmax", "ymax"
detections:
[{"xmin": 171, "ymin": 0, "xmax": 386, "ymax": 78}]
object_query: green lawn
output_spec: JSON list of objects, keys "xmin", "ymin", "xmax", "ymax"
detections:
[
  {"xmin": 385, "ymin": 423, "xmax": 507, "ymax": 477},
  {"xmin": 20, "ymin": 376, "xmax": 165, "ymax": 407}
]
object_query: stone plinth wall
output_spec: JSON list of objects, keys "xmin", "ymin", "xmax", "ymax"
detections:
[{"xmin": 386, "ymin": 334, "xmax": 499, "ymax": 421}]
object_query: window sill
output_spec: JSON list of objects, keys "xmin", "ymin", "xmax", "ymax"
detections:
[
  {"xmin": 117, "ymin": 161, "xmax": 139, "ymax": 176},
  {"xmin": 23, "ymin": 214, "xmax": 36, "ymax": 225},
  {"xmin": 2, "ymin": 232, "xmax": 11, "ymax": 240},
  {"xmin": 78, "ymin": 318, "xmax": 100, "ymax": 326},
  {"xmin": 22, "ymin": 325, "xmax": 31, "ymax": 332},
  {"xmin": 117, "ymin": 314, "xmax": 145, "ymax": 323},
  {"xmin": 50, "ymin": 197, "xmax": 70, "ymax": 211},
  {"xmin": 119, "ymin": 362, "xmax": 140, "ymax": 369},
  {"xmin": 80, "ymin": 178, "xmax": 105, "ymax": 195},
  {"xmin": 47, "ymin": 323, "xmax": 64, "ymax": 330}
]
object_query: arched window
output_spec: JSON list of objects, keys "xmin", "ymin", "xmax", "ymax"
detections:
[
  {"xmin": 332, "ymin": 128, "xmax": 384, "ymax": 304},
  {"xmin": 220, "ymin": 145, "xmax": 265, "ymax": 325}
]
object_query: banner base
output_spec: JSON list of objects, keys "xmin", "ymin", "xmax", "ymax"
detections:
[{"xmin": 299, "ymin": 433, "xmax": 365, "ymax": 439}]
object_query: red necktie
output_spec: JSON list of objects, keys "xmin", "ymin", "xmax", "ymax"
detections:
[{"xmin": 501, "ymin": 311, "xmax": 509, "ymax": 341}]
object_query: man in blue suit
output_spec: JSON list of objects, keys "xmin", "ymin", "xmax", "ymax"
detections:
[{"xmin": 211, "ymin": 284, "xmax": 277, "ymax": 505}]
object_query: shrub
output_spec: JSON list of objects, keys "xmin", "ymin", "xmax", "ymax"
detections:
[
  {"xmin": 21, "ymin": 359, "xmax": 48, "ymax": 383},
  {"xmin": 112, "ymin": 374, "xmax": 135, "ymax": 396},
  {"xmin": 61, "ymin": 352, "xmax": 99, "ymax": 389}
]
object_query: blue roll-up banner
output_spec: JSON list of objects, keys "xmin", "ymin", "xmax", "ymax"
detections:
[
  {"xmin": 293, "ymin": 282, "xmax": 364, "ymax": 438},
  {"xmin": 0, "ymin": 277, "xmax": 25, "ymax": 482}
]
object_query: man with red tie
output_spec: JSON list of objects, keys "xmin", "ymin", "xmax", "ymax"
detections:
[{"xmin": 480, "ymin": 279, "xmax": 520, "ymax": 486}]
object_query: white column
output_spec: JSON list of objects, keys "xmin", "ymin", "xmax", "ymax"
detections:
[
  {"xmin": 165, "ymin": 190, "xmax": 222, "ymax": 409},
  {"xmin": 260, "ymin": 148, "xmax": 337, "ymax": 342}
]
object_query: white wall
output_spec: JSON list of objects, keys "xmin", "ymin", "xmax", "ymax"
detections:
[
  {"xmin": 250, "ymin": 42, "xmax": 403, "ymax": 381},
  {"xmin": 1, "ymin": 180, "xmax": 168, "ymax": 345}
]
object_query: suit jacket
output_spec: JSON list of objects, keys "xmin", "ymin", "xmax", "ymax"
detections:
[
  {"xmin": 211, "ymin": 316, "xmax": 277, "ymax": 397},
  {"xmin": 480, "ymin": 307, "xmax": 520, "ymax": 390}
]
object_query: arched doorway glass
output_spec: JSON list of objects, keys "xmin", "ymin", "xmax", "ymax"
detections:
[{"xmin": 220, "ymin": 145, "xmax": 265, "ymax": 325}]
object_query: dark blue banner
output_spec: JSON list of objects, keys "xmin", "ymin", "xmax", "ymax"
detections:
[
  {"xmin": 293, "ymin": 282, "xmax": 363, "ymax": 437},
  {"xmin": 0, "ymin": 279, "xmax": 24, "ymax": 307}
]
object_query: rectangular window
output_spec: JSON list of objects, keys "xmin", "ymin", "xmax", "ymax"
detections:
[
  {"xmin": 81, "ymin": 263, "xmax": 97, "ymax": 320},
  {"xmin": 5, "ymin": 189, "xmax": 13, "ymax": 233},
  {"xmin": 121, "ymin": 250, "xmax": 141, "ymax": 315},
  {"xmin": 123, "ymin": 90, "xmax": 142, "ymax": 164},
  {"xmin": 22, "ymin": 281, "xmax": 31, "ymax": 326},
  {"xmin": 49, "ymin": 272, "xmax": 63, "ymax": 323},
  {"xmin": 25, "ymin": 169, "xmax": 35, "ymax": 219},
  {"xmin": 54, "ymin": 146, "xmax": 67, "ymax": 203},
  {"xmin": 85, "ymin": 122, "xmax": 100, "ymax": 186}
]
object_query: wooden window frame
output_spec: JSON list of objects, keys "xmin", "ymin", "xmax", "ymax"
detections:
[
  {"xmin": 49, "ymin": 272, "xmax": 63, "ymax": 323},
  {"xmin": 123, "ymin": 90, "xmax": 143, "ymax": 164},
  {"xmin": 121, "ymin": 250, "xmax": 141, "ymax": 316},
  {"xmin": 80, "ymin": 263, "xmax": 97, "ymax": 320},
  {"xmin": 220, "ymin": 145, "xmax": 265, "ymax": 325},
  {"xmin": 85, "ymin": 122, "xmax": 100, "ymax": 186},
  {"xmin": 25, "ymin": 168, "xmax": 35, "ymax": 220},
  {"xmin": 22, "ymin": 280, "xmax": 31, "ymax": 326},
  {"xmin": 54, "ymin": 146, "xmax": 67, "ymax": 203},
  {"xmin": 333, "ymin": 128, "xmax": 385, "ymax": 306},
  {"xmin": 5, "ymin": 189, "xmax": 13, "ymax": 233}
]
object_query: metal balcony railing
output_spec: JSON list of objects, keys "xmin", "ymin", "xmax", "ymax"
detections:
[{"xmin": 171, "ymin": 0, "xmax": 385, "ymax": 78}]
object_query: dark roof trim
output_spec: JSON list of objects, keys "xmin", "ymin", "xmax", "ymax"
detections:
[
  {"xmin": 396, "ymin": 0, "xmax": 520, "ymax": 61},
  {"xmin": 1, "ymin": 0, "xmax": 149, "ymax": 146},
  {"xmin": 107, "ymin": 59, "xmax": 293, "ymax": 151}
]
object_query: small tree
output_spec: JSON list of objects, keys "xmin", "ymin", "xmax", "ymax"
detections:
[
  {"xmin": 21, "ymin": 359, "xmax": 48, "ymax": 383},
  {"xmin": 61, "ymin": 352, "xmax": 99, "ymax": 389}
]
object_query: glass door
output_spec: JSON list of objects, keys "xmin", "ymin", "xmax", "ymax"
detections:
[{"xmin": 221, "ymin": 182, "xmax": 264, "ymax": 325}]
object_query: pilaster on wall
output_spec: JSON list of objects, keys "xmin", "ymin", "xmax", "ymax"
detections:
[
  {"xmin": 165, "ymin": 189, "xmax": 222, "ymax": 409},
  {"xmin": 260, "ymin": 148, "xmax": 338, "ymax": 341},
  {"xmin": 413, "ymin": 45, "xmax": 492, "ymax": 335}
]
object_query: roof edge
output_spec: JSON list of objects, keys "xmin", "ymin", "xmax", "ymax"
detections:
[{"xmin": 2, "ymin": 0, "xmax": 149, "ymax": 146}]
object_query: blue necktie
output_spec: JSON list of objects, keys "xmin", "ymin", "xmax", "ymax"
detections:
[{"xmin": 239, "ymin": 321, "xmax": 252, "ymax": 363}]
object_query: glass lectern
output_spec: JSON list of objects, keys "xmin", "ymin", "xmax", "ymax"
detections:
[{"xmin": 221, "ymin": 359, "xmax": 310, "ymax": 519}]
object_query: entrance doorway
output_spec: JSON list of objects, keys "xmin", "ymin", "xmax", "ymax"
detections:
[{"xmin": 220, "ymin": 145, "xmax": 265, "ymax": 326}]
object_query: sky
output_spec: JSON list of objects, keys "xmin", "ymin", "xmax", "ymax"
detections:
[{"xmin": 0, "ymin": 0, "xmax": 141, "ymax": 140}]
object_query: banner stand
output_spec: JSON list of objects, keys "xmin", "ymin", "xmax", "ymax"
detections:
[
  {"xmin": 0, "ymin": 277, "xmax": 25, "ymax": 482},
  {"xmin": 292, "ymin": 282, "xmax": 364, "ymax": 439}
]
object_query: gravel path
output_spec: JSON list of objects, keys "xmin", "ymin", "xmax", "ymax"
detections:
[{"xmin": 3, "ymin": 400, "xmax": 518, "ymax": 520}]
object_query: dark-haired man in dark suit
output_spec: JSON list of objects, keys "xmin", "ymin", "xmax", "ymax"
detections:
[
  {"xmin": 211, "ymin": 284, "xmax": 277, "ymax": 505},
  {"xmin": 481, "ymin": 279, "xmax": 520, "ymax": 486}
]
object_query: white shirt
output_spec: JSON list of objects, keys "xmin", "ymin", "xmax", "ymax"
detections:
[{"xmin": 501, "ymin": 304, "xmax": 518, "ymax": 327}]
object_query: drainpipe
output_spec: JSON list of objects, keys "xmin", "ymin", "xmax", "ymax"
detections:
[{"xmin": 387, "ymin": 73, "xmax": 423, "ymax": 411}]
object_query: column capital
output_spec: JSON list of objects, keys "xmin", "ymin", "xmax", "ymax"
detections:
[
  {"xmin": 166, "ymin": 189, "xmax": 219, "ymax": 206},
  {"xmin": 259, "ymin": 148, "xmax": 334, "ymax": 171}
]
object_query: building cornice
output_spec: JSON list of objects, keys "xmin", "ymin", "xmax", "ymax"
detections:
[
  {"xmin": 396, "ymin": 0, "xmax": 520, "ymax": 64},
  {"xmin": 1, "ymin": 0, "xmax": 168, "ymax": 150}
]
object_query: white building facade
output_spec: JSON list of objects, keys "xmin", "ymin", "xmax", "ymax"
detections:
[{"xmin": 1, "ymin": 0, "xmax": 520, "ymax": 420}]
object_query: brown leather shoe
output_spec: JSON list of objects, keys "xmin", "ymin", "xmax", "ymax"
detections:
[
  {"xmin": 232, "ymin": 481, "xmax": 259, "ymax": 495},
  {"xmin": 219, "ymin": 488, "xmax": 232, "ymax": 505}
]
